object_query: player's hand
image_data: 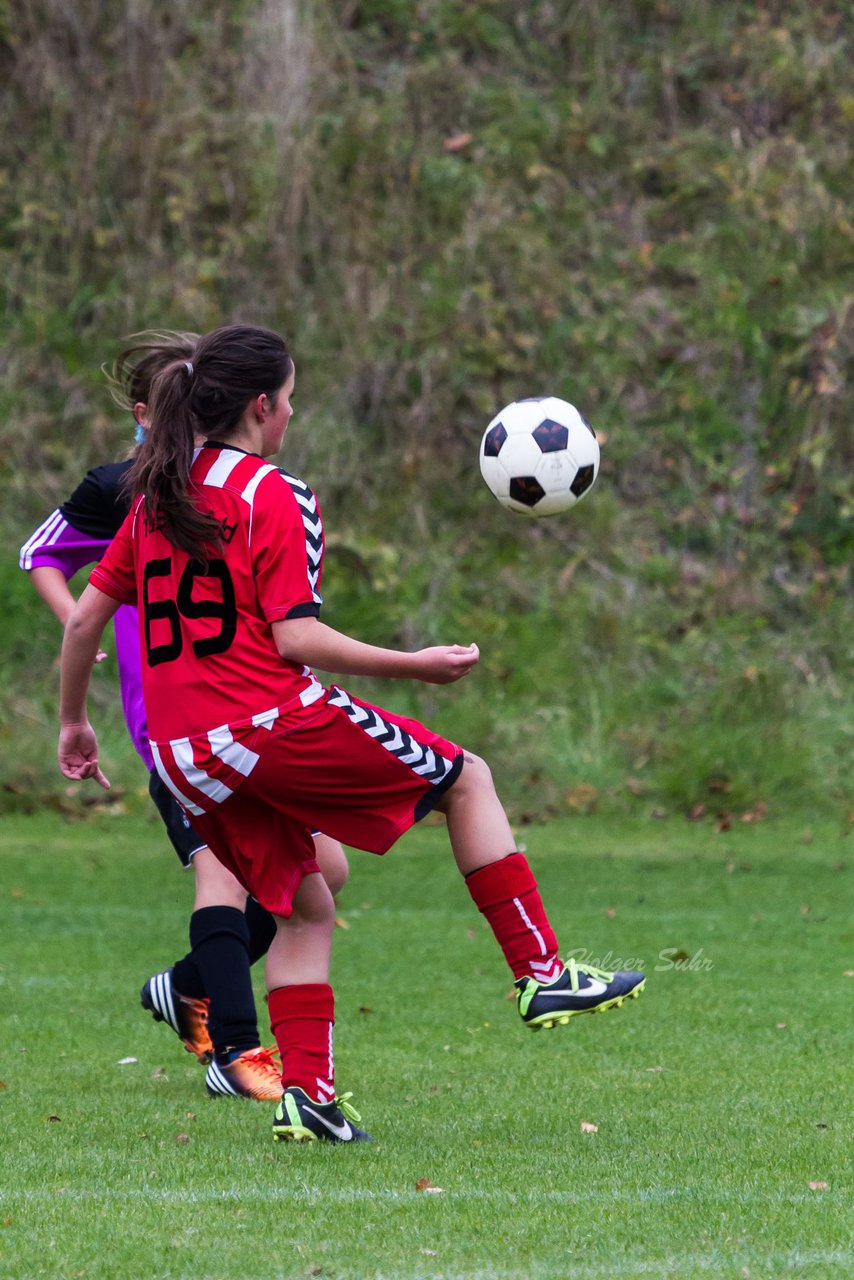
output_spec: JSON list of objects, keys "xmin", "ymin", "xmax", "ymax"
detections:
[
  {"xmin": 414, "ymin": 643, "xmax": 480, "ymax": 684},
  {"xmin": 94, "ymin": 648, "xmax": 108, "ymax": 664},
  {"xmin": 58, "ymin": 722, "xmax": 111, "ymax": 790}
]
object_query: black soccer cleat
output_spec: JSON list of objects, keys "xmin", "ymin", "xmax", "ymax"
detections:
[
  {"xmin": 140, "ymin": 968, "xmax": 213, "ymax": 1063},
  {"xmin": 272, "ymin": 1087, "xmax": 372, "ymax": 1143},
  {"xmin": 515, "ymin": 960, "xmax": 645, "ymax": 1030}
]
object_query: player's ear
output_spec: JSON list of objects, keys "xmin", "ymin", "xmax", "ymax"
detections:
[
  {"xmin": 253, "ymin": 393, "xmax": 269, "ymax": 421},
  {"xmin": 133, "ymin": 401, "xmax": 149, "ymax": 427}
]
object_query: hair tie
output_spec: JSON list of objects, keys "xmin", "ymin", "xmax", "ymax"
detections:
[{"xmin": 184, "ymin": 361, "xmax": 194, "ymax": 377}]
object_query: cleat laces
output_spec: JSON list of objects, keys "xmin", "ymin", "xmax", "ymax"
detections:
[
  {"xmin": 243, "ymin": 1046, "xmax": 282, "ymax": 1082},
  {"xmin": 563, "ymin": 959, "xmax": 615, "ymax": 992},
  {"xmin": 331, "ymin": 1092, "xmax": 362, "ymax": 1124}
]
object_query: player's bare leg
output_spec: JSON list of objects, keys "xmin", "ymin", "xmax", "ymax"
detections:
[
  {"xmin": 192, "ymin": 846, "xmax": 248, "ymax": 909},
  {"xmin": 434, "ymin": 751, "xmax": 516, "ymax": 874},
  {"xmin": 265, "ymin": 872, "xmax": 335, "ymax": 991},
  {"xmin": 312, "ymin": 833, "xmax": 350, "ymax": 899}
]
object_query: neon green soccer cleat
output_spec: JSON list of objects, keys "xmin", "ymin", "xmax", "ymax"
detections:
[
  {"xmin": 515, "ymin": 960, "xmax": 645, "ymax": 1030},
  {"xmin": 273, "ymin": 1087, "xmax": 372, "ymax": 1143}
]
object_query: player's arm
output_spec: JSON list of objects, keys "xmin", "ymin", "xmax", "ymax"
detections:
[
  {"xmin": 58, "ymin": 583, "xmax": 121, "ymax": 789},
  {"xmin": 30, "ymin": 565, "xmax": 109, "ymax": 663},
  {"xmin": 30, "ymin": 565, "xmax": 77, "ymax": 626},
  {"xmin": 272, "ymin": 616, "xmax": 479, "ymax": 685}
]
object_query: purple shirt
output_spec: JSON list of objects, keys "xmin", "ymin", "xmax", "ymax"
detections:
[{"xmin": 20, "ymin": 507, "xmax": 154, "ymax": 771}]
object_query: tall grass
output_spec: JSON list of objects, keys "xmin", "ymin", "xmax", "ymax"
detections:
[{"xmin": 1, "ymin": 1, "xmax": 851, "ymax": 815}]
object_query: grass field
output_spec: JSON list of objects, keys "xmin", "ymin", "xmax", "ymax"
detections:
[{"xmin": 1, "ymin": 809, "xmax": 851, "ymax": 1280}]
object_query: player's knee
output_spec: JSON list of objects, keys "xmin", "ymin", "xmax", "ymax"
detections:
[
  {"xmin": 313, "ymin": 835, "xmax": 350, "ymax": 898},
  {"xmin": 289, "ymin": 871, "xmax": 337, "ymax": 927},
  {"xmin": 449, "ymin": 751, "xmax": 496, "ymax": 801},
  {"xmin": 192, "ymin": 847, "xmax": 248, "ymax": 910}
]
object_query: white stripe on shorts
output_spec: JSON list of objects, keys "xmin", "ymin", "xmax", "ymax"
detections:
[
  {"xmin": 150, "ymin": 742, "xmax": 206, "ymax": 816},
  {"xmin": 206, "ymin": 726, "xmax": 260, "ymax": 779},
  {"xmin": 171, "ymin": 739, "xmax": 235, "ymax": 805}
]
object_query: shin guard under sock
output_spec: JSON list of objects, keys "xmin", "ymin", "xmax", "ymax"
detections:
[
  {"xmin": 465, "ymin": 852, "xmax": 562, "ymax": 982},
  {"xmin": 188, "ymin": 906, "xmax": 259, "ymax": 1056},
  {"xmin": 268, "ymin": 983, "xmax": 335, "ymax": 1103},
  {"xmin": 245, "ymin": 896, "xmax": 278, "ymax": 967}
]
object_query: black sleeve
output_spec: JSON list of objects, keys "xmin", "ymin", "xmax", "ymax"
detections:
[{"xmin": 59, "ymin": 461, "xmax": 133, "ymax": 539}]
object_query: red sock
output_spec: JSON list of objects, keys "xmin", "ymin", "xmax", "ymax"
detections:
[
  {"xmin": 465, "ymin": 852, "xmax": 562, "ymax": 982},
  {"xmin": 268, "ymin": 983, "xmax": 335, "ymax": 1103}
]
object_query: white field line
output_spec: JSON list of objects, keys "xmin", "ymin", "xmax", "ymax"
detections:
[{"xmin": 0, "ymin": 1185, "xmax": 847, "ymax": 1208}]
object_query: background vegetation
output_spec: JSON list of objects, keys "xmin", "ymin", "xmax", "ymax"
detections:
[{"xmin": 1, "ymin": 0, "xmax": 851, "ymax": 819}]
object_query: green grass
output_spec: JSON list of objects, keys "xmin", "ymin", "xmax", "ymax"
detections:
[
  {"xmin": 0, "ymin": 814, "xmax": 850, "ymax": 1274},
  {"xmin": 0, "ymin": 810, "xmax": 851, "ymax": 1280}
]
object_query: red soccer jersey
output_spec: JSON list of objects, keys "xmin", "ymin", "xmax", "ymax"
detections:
[{"xmin": 90, "ymin": 444, "xmax": 326, "ymax": 745}]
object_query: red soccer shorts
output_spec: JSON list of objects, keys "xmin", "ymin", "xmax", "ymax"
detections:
[{"xmin": 181, "ymin": 687, "xmax": 463, "ymax": 917}]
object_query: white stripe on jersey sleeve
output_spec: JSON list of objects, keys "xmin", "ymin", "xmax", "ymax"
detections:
[
  {"xmin": 19, "ymin": 509, "xmax": 68, "ymax": 570},
  {"xmin": 202, "ymin": 449, "xmax": 249, "ymax": 489},
  {"xmin": 240, "ymin": 464, "xmax": 277, "ymax": 506}
]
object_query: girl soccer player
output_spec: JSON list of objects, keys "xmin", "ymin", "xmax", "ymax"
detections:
[
  {"xmin": 58, "ymin": 324, "xmax": 643, "ymax": 1143},
  {"xmin": 25, "ymin": 332, "xmax": 348, "ymax": 1102}
]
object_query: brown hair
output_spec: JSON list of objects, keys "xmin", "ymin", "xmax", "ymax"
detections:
[
  {"xmin": 125, "ymin": 324, "xmax": 292, "ymax": 560},
  {"xmin": 106, "ymin": 330, "xmax": 199, "ymax": 413}
]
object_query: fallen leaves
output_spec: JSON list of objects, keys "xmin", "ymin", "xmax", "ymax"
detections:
[
  {"xmin": 415, "ymin": 1178, "xmax": 444, "ymax": 1194},
  {"xmin": 580, "ymin": 1121, "xmax": 598, "ymax": 1134},
  {"xmin": 808, "ymin": 1180, "xmax": 829, "ymax": 1191}
]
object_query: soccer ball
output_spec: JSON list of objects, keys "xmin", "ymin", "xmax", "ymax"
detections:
[{"xmin": 479, "ymin": 397, "xmax": 600, "ymax": 517}]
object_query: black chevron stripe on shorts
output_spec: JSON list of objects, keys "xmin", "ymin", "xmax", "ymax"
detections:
[{"xmin": 327, "ymin": 688, "xmax": 453, "ymax": 785}]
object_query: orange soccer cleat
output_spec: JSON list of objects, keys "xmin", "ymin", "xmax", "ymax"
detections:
[
  {"xmin": 205, "ymin": 1046, "xmax": 284, "ymax": 1101},
  {"xmin": 140, "ymin": 969, "xmax": 214, "ymax": 1064}
]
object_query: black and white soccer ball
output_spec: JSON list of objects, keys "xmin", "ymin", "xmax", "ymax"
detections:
[{"xmin": 479, "ymin": 397, "xmax": 600, "ymax": 517}]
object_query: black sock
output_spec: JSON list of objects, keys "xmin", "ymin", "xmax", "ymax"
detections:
[
  {"xmin": 171, "ymin": 952, "xmax": 205, "ymax": 999},
  {"xmin": 245, "ymin": 896, "xmax": 278, "ymax": 967},
  {"xmin": 188, "ymin": 906, "xmax": 260, "ymax": 1057}
]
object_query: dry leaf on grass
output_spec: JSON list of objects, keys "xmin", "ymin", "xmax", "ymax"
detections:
[
  {"xmin": 175, "ymin": 1133, "xmax": 190, "ymax": 1144},
  {"xmin": 415, "ymin": 1178, "xmax": 445, "ymax": 1193},
  {"xmin": 808, "ymin": 1180, "xmax": 829, "ymax": 1191},
  {"xmin": 580, "ymin": 1121, "xmax": 598, "ymax": 1134}
]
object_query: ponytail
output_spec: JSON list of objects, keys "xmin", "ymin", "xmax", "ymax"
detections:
[
  {"xmin": 120, "ymin": 324, "xmax": 291, "ymax": 561},
  {"xmin": 127, "ymin": 359, "xmax": 223, "ymax": 560}
]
